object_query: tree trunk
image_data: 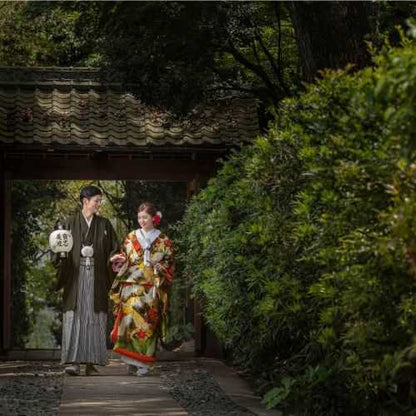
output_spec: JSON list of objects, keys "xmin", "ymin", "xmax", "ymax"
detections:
[{"xmin": 288, "ymin": 1, "xmax": 375, "ymax": 82}]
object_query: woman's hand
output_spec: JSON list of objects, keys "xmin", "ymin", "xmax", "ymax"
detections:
[
  {"xmin": 110, "ymin": 254, "xmax": 126, "ymax": 263},
  {"xmin": 154, "ymin": 263, "xmax": 167, "ymax": 273},
  {"xmin": 110, "ymin": 253, "xmax": 126, "ymax": 273}
]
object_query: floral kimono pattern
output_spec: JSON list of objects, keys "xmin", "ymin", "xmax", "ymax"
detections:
[{"xmin": 110, "ymin": 229, "xmax": 174, "ymax": 364}]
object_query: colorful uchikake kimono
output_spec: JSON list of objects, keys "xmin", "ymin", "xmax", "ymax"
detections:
[{"xmin": 109, "ymin": 228, "xmax": 174, "ymax": 368}]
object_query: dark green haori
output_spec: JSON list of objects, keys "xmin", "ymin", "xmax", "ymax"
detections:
[{"xmin": 56, "ymin": 210, "xmax": 119, "ymax": 312}]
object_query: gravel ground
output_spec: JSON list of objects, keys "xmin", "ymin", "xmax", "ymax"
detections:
[
  {"xmin": 0, "ymin": 360, "xmax": 256, "ymax": 416},
  {"xmin": 0, "ymin": 361, "xmax": 64, "ymax": 416},
  {"xmin": 160, "ymin": 361, "xmax": 256, "ymax": 416}
]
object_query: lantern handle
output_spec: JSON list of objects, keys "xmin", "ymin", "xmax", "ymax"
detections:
[{"xmin": 54, "ymin": 219, "xmax": 65, "ymax": 230}]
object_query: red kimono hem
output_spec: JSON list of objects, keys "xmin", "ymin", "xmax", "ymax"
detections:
[{"xmin": 114, "ymin": 347, "xmax": 156, "ymax": 363}]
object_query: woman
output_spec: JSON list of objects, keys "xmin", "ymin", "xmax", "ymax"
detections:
[
  {"xmin": 53, "ymin": 185, "xmax": 119, "ymax": 376},
  {"xmin": 109, "ymin": 202, "xmax": 174, "ymax": 375}
]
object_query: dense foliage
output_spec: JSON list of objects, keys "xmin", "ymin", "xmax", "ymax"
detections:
[
  {"xmin": 0, "ymin": 1, "xmax": 300, "ymax": 115},
  {"xmin": 175, "ymin": 37, "xmax": 416, "ymax": 414},
  {"xmin": 0, "ymin": 1, "xmax": 100, "ymax": 66},
  {"xmin": 11, "ymin": 181, "xmax": 64, "ymax": 347}
]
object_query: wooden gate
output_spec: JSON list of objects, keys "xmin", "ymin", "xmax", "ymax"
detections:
[{"xmin": 0, "ymin": 67, "xmax": 258, "ymax": 354}]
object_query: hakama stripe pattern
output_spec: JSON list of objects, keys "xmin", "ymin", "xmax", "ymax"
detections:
[{"xmin": 61, "ymin": 258, "xmax": 108, "ymax": 365}]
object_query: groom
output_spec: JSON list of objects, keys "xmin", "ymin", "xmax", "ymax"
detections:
[{"xmin": 53, "ymin": 185, "xmax": 119, "ymax": 376}]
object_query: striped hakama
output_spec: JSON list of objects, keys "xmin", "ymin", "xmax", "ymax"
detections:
[{"xmin": 61, "ymin": 257, "xmax": 108, "ymax": 365}]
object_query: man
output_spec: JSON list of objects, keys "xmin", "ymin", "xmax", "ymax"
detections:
[{"xmin": 53, "ymin": 185, "xmax": 119, "ymax": 376}]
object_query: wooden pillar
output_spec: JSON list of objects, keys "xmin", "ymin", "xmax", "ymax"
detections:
[
  {"xmin": 0, "ymin": 158, "xmax": 3, "ymax": 352},
  {"xmin": 193, "ymin": 300, "xmax": 203, "ymax": 355},
  {"xmin": 191, "ymin": 174, "xmax": 222, "ymax": 357},
  {"xmin": 186, "ymin": 175, "xmax": 200, "ymax": 202},
  {"xmin": 185, "ymin": 175, "xmax": 202, "ymax": 353},
  {"xmin": 0, "ymin": 167, "xmax": 11, "ymax": 351}
]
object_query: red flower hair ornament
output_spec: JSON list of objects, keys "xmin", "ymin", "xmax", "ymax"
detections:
[{"xmin": 153, "ymin": 211, "xmax": 162, "ymax": 226}]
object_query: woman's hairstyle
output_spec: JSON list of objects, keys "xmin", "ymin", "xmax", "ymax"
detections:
[
  {"xmin": 137, "ymin": 201, "xmax": 157, "ymax": 217},
  {"xmin": 80, "ymin": 185, "xmax": 102, "ymax": 204}
]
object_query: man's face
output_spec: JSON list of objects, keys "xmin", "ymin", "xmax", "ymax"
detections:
[{"xmin": 83, "ymin": 195, "xmax": 102, "ymax": 214}]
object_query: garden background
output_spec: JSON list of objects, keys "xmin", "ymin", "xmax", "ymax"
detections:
[{"xmin": 3, "ymin": 2, "xmax": 416, "ymax": 414}]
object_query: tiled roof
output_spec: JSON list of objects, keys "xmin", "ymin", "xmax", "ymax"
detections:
[{"xmin": 0, "ymin": 67, "xmax": 259, "ymax": 147}]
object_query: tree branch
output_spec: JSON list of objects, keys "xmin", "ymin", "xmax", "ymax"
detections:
[
  {"xmin": 275, "ymin": 2, "xmax": 284, "ymax": 85},
  {"xmin": 34, "ymin": 249, "xmax": 52, "ymax": 262},
  {"xmin": 251, "ymin": 39, "xmax": 263, "ymax": 68},
  {"xmin": 253, "ymin": 17, "xmax": 290, "ymax": 96},
  {"xmin": 225, "ymin": 39, "xmax": 280, "ymax": 105},
  {"xmin": 97, "ymin": 181, "xmax": 130, "ymax": 230}
]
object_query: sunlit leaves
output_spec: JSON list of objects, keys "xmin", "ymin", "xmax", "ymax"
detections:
[{"xmin": 176, "ymin": 38, "xmax": 416, "ymax": 414}]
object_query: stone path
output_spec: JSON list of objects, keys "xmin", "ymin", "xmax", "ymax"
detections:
[
  {"xmin": 58, "ymin": 358, "xmax": 281, "ymax": 416},
  {"xmin": 0, "ymin": 353, "xmax": 281, "ymax": 416},
  {"xmin": 59, "ymin": 359, "xmax": 187, "ymax": 416}
]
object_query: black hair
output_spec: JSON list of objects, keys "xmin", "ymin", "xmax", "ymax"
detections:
[
  {"xmin": 79, "ymin": 185, "xmax": 102, "ymax": 204},
  {"xmin": 137, "ymin": 201, "xmax": 157, "ymax": 216}
]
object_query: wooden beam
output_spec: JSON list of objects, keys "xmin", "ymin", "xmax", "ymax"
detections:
[
  {"xmin": 4, "ymin": 158, "xmax": 217, "ymax": 180},
  {"xmin": 186, "ymin": 174, "xmax": 205, "ymax": 355}
]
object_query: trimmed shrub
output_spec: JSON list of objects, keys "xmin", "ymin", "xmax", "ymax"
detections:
[{"xmin": 175, "ymin": 36, "xmax": 416, "ymax": 415}]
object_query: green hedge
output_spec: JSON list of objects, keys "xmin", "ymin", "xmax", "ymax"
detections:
[{"xmin": 175, "ymin": 37, "xmax": 416, "ymax": 415}]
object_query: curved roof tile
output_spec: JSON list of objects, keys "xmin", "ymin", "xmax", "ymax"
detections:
[{"xmin": 0, "ymin": 67, "xmax": 259, "ymax": 147}]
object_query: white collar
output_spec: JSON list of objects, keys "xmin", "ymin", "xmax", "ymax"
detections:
[
  {"xmin": 82, "ymin": 213, "xmax": 93, "ymax": 228},
  {"xmin": 135, "ymin": 228, "xmax": 161, "ymax": 266},
  {"xmin": 136, "ymin": 228, "xmax": 160, "ymax": 246}
]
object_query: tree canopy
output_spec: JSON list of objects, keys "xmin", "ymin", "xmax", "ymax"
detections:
[{"xmin": 2, "ymin": 1, "xmax": 416, "ymax": 115}]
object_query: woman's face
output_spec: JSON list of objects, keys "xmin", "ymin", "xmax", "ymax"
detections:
[
  {"xmin": 83, "ymin": 195, "xmax": 102, "ymax": 214},
  {"xmin": 138, "ymin": 210, "xmax": 154, "ymax": 231}
]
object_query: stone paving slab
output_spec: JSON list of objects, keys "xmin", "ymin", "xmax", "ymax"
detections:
[{"xmin": 59, "ymin": 360, "xmax": 188, "ymax": 416}]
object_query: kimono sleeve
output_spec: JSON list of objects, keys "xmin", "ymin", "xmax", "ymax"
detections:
[{"xmin": 159, "ymin": 236, "xmax": 175, "ymax": 284}]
